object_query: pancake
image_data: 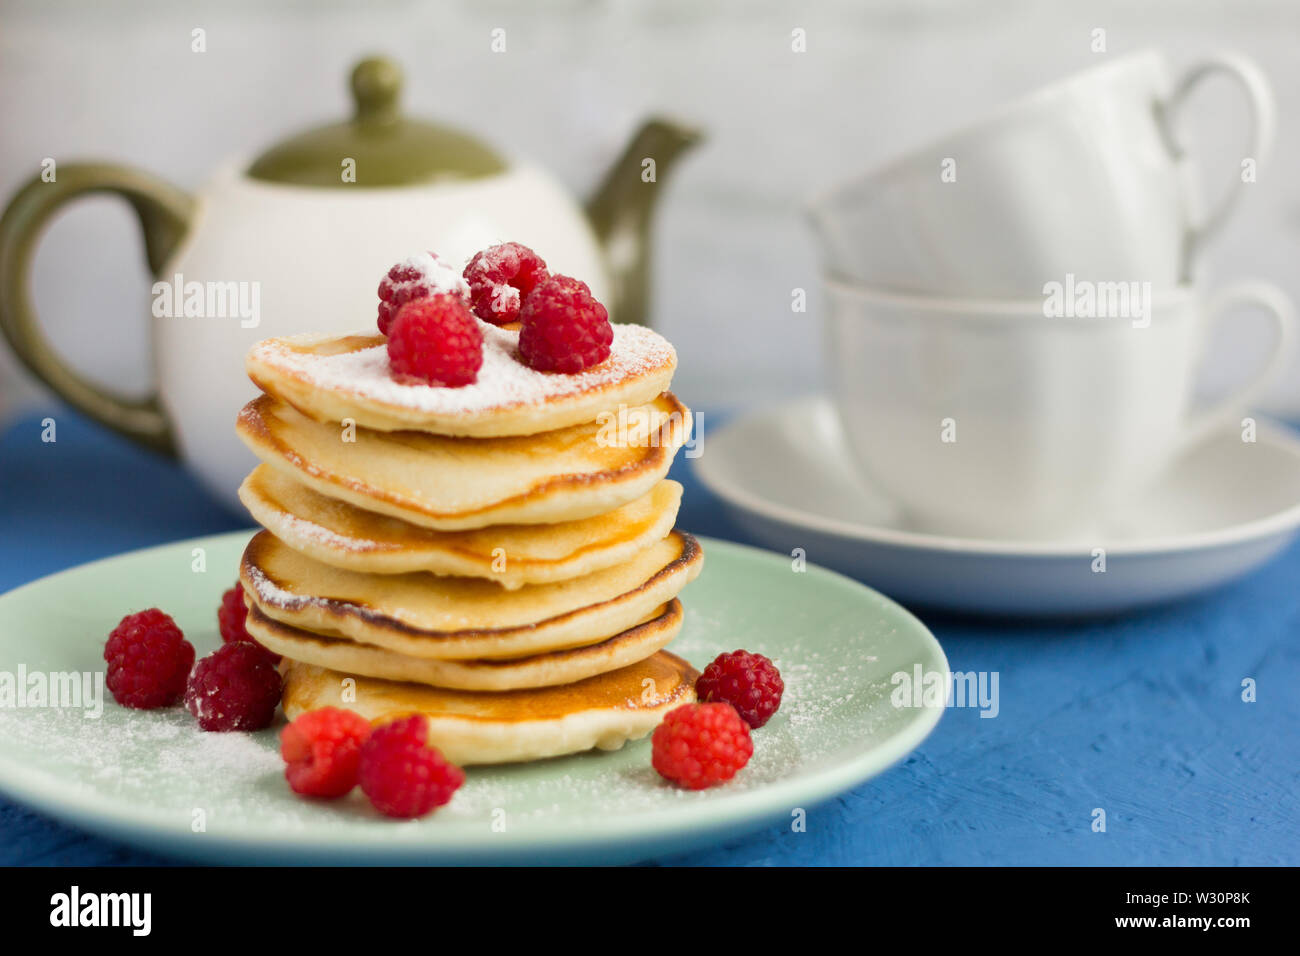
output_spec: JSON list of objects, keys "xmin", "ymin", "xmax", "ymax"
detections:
[
  {"xmin": 241, "ymin": 529, "xmax": 703, "ymax": 660},
  {"xmin": 238, "ymin": 465, "xmax": 683, "ymax": 588},
  {"xmin": 247, "ymin": 600, "xmax": 682, "ymax": 690},
  {"xmin": 280, "ymin": 651, "xmax": 699, "ymax": 765},
  {"xmin": 246, "ymin": 323, "xmax": 677, "ymax": 436},
  {"xmin": 236, "ymin": 392, "xmax": 691, "ymax": 531}
]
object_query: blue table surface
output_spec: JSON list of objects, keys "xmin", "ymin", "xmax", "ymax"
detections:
[{"xmin": 1, "ymin": 407, "xmax": 1297, "ymax": 867}]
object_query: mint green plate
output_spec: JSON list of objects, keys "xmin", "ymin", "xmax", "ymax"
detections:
[{"xmin": 0, "ymin": 532, "xmax": 947, "ymax": 864}]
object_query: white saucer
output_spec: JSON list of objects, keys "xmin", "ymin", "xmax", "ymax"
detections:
[{"xmin": 696, "ymin": 397, "xmax": 1300, "ymax": 616}]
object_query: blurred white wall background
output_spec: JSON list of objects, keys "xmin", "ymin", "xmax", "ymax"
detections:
[{"xmin": 2, "ymin": 0, "xmax": 1298, "ymax": 427}]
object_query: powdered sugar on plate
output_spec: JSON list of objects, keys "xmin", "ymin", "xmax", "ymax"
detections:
[{"xmin": 252, "ymin": 322, "xmax": 675, "ymax": 416}]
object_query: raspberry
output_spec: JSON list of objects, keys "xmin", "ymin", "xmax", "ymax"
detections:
[
  {"xmin": 217, "ymin": 585, "xmax": 251, "ymax": 644},
  {"xmin": 695, "ymin": 650, "xmax": 784, "ymax": 728},
  {"xmin": 358, "ymin": 715, "xmax": 464, "ymax": 818},
  {"xmin": 103, "ymin": 609, "xmax": 196, "ymax": 710},
  {"xmin": 518, "ymin": 275, "xmax": 613, "ymax": 373},
  {"xmin": 463, "ymin": 242, "xmax": 549, "ymax": 325},
  {"xmin": 651, "ymin": 702, "xmax": 753, "ymax": 790},
  {"xmin": 184, "ymin": 641, "xmax": 282, "ymax": 732},
  {"xmin": 386, "ymin": 294, "xmax": 483, "ymax": 387},
  {"xmin": 377, "ymin": 252, "xmax": 470, "ymax": 335},
  {"xmin": 217, "ymin": 584, "xmax": 280, "ymax": 663},
  {"xmin": 281, "ymin": 707, "xmax": 373, "ymax": 799}
]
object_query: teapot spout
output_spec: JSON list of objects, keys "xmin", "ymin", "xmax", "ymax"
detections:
[{"xmin": 586, "ymin": 117, "xmax": 701, "ymax": 327}]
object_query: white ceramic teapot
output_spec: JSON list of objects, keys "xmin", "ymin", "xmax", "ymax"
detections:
[{"xmin": 0, "ymin": 57, "xmax": 700, "ymax": 511}]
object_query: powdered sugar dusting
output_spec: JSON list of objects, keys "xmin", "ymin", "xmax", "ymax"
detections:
[
  {"xmin": 243, "ymin": 560, "xmax": 332, "ymax": 612},
  {"xmin": 252, "ymin": 322, "xmax": 675, "ymax": 417},
  {"xmin": 492, "ymin": 285, "xmax": 520, "ymax": 313},
  {"xmin": 397, "ymin": 252, "xmax": 469, "ymax": 300},
  {"xmin": 260, "ymin": 504, "xmax": 384, "ymax": 553},
  {"xmin": 0, "ymin": 704, "xmax": 297, "ymax": 828}
]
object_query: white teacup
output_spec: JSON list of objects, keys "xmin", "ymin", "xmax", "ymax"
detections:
[
  {"xmin": 823, "ymin": 278, "xmax": 1296, "ymax": 540},
  {"xmin": 808, "ymin": 50, "xmax": 1275, "ymax": 297}
]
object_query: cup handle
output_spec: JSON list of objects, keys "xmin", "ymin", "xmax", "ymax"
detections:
[
  {"xmin": 0, "ymin": 163, "xmax": 195, "ymax": 454},
  {"xmin": 1175, "ymin": 279, "xmax": 1296, "ymax": 456},
  {"xmin": 1160, "ymin": 53, "xmax": 1277, "ymax": 277}
]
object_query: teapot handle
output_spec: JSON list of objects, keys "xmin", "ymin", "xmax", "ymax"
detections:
[{"xmin": 0, "ymin": 163, "xmax": 194, "ymax": 455}]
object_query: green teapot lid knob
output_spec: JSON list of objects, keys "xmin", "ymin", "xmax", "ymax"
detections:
[
  {"xmin": 246, "ymin": 54, "xmax": 506, "ymax": 187},
  {"xmin": 351, "ymin": 57, "xmax": 403, "ymax": 123}
]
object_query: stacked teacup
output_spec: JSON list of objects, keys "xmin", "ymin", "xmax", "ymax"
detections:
[{"xmin": 808, "ymin": 50, "xmax": 1295, "ymax": 540}]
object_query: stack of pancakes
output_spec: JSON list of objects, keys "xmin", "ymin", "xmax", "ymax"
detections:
[{"xmin": 233, "ymin": 323, "xmax": 703, "ymax": 765}]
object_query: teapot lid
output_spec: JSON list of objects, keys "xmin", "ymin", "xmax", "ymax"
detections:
[{"xmin": 246, "ymin": 56, "xmax": 507, "ymax": 187}]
